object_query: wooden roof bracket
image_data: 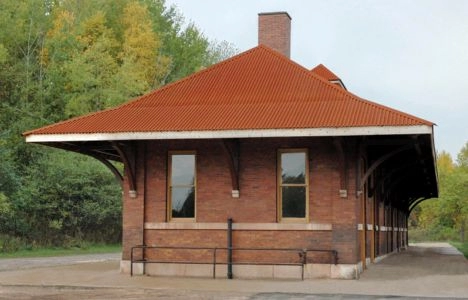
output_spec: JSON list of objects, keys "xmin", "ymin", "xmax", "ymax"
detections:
[
  {"xmin": 221, "ymin": 139, "xmax": 240, "ymax": 198},
  {"xmin": 49, "ymin": 142, "xmax": 124, "ymax": 187},
  {"xmin": 356, "ymin": 143, "xmax": 413, "ymax": 198},
  {"xmin": 112, "ymin": 141, "xmax": 137, "ymax": 198},
  {"xmin": 87, "ymin": 153, "xmax": 123, "ymax": 185},
  {"xmin": 333, "ymin": 137, "xmax": 348, "ymax": 198},
  {"xmin": 408, "ymin": 197, "xmax": 430, "ymax": 214},
  {"xmin": 369, "ymin": 162, "xmax": 419, "ymax": 198}
]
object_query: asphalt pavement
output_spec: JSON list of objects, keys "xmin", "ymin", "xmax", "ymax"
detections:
[{"xmin": 0, "ymin": 243, "xmax": 467, "ymax": 299}]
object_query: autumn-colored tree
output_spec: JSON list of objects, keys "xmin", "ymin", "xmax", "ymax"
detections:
[
  {"xmin": 64, "ymin": 11, "xmax": 119, "ymax": 116},
  {"xmin": 411, "ymin": 145, "xmax": 468, "ymax": 242},
  {"xmin": 41, "ymin": 8, "xmax": 79, "ymax": 120},
  {"xmin": 0, "ymin": 0, "xmax": 237, "ymax": 250},
  {"xmin": 121, "ymin": 2, "xmax": 170, "ymax": 87},
  {"xmin": 111, "ymin": 1, "xmax": 170, "ymax": 105}
]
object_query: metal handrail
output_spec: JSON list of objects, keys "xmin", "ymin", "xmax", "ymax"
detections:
[{"xmin": 130, "ymin": 245, "xmax": 338, "ymax": 279}]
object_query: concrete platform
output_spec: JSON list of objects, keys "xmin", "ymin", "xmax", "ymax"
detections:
[{"xmin": 0, "ymin": 242, "xmax": 467, "ymax": 299}]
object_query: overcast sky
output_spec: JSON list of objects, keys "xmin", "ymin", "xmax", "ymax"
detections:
[{"xmin": 166, "ymin": 0, "xmax": 468, "ymax": 158}]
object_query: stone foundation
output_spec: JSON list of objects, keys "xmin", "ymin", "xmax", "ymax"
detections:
[{"xmin": 121, "ymin": 260, "xmax": 361, "ymax": 279}]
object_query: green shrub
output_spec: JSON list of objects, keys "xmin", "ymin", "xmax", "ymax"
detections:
[
  {"xmin": 0, "ymin": 234, "xmax": 24, "ymax": 253},
  {"xmin": 409, "ymin": 226, "xmax": 459, "ymax": 242}
]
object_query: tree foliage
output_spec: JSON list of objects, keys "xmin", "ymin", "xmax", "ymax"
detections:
[
  {"xmin": 411, "ymin": 143, "xmax": 468, "ymax": 242},
  {"xmin": 0, "ymin": 0, "xmax": 237, "ymax": 251}
]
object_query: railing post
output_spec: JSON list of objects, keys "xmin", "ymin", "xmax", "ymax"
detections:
[
  {"xmin": 227, "ymin": 218, "xmax": 233, "ymax": 279},
  {"xmin": 130, "ymin": 246, "xmax": 134, "ymax": 276},
  {"xmin": 301, "ymin": 249, "xmax": 307, "ymax": 280},
  {"xmin": 213, "ymin": 248, "xmax": 217, "ymax": 279}
]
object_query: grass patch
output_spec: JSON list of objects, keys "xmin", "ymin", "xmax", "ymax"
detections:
[
  {"xmin": 450, "ymin": 241, "xmax": 468, "ymax": 259},
  {"xmin": 0, "ymin": 243, "xmax": 121, "ymax": 259}
]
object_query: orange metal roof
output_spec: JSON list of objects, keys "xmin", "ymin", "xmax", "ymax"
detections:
[
  {"xmin": 310, "ymin": 64, "xmax": 341, "ymax": 81},
  {"xmin": 310, "ymin": 64, "xmax": 347, "ymax": 90},
  {"xmin": 24, "ymin": 45, "xmax": 433, "ymax": 136}
]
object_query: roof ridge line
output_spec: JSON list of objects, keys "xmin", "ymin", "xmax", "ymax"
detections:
[
  {"xmin": 297, "ymin": 58, "xmax": 433, "ymax": 126},
  {"xmin": 255, "ymin": 44, "xmax": 355, "ymax": 99},
  {"xmin": 310, "ymin": 63, "xmax": 341, "ymax": 81}
]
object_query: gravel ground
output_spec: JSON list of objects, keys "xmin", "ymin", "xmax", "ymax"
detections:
[{"xmin": 0, "ymin": 252, "xmax": 120, "ymax": 271}]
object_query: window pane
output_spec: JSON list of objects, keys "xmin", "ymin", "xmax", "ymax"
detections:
[
  {"xmin": 281, "ymin": 186, "xmax": 306, "ymax": 218},
  {"xmin": 281, "ymin": 152, "xmax": 306, "ymax": 184},
  {"xmin": 171, "ymin": 154, "xmax": 195, "ymax": 185},
  {"xmin": 171, "ymin": 187, "xmax": 195, "ymax": 218}
]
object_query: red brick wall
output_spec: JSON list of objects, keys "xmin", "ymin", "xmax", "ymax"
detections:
[
  {"xmin": 122, "ymin": 137, "xmax": 361, "ymax": 264},
  {"xmin": 144, "ymin": 229, "xmax": 333, "ymax": 264}
]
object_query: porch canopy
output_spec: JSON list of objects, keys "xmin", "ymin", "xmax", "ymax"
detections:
[{"xmin": 24, "ymin": 45, "xmax": 438, "ymax": 213}]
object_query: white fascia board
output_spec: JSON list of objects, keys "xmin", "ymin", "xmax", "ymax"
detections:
[{"xmin": 25, "ymin": 125, "xmax": 433, "ymax": 143}]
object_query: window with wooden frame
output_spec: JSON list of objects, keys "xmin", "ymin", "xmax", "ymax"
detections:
[
  {"xmin": 278, "ymin": 149, "xmax": 309, "ymax": 222},
  {"xmin": 168, "ymin": 151, "xmax": 196, "ymax": 221}
]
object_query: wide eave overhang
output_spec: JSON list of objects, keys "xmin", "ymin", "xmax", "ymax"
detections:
[
  {"xmin": 25, "ymin": 124, "xmax": 439, "ymax": 214},
  {"xmin": 25, "ymin": 125, "xmax": 433, "ymax": 143}
]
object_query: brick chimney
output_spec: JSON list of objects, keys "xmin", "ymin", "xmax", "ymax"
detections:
[{"xmin": 258, "ymin": 12, "xmax": 291, "ymax": 58}]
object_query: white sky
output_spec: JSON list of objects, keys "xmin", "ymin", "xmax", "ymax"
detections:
[{"xmin": 166, "ymin": 0, "xmax": 468, "ymax": 158}]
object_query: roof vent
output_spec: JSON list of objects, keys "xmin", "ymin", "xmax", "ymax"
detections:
[{"xmin": 258, "ymin": 12, "xmax": 291, "ymax": 58}]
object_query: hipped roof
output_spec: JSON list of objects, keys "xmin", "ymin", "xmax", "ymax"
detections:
[{"xmin": 24, "ymin": 45, "xmax": 433, "ymax": 138}]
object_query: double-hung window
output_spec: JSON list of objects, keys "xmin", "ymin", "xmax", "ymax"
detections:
[
  {"xmin": 168, "ymin": 152, "xmax": 196, "ymax": 221},
  {"xmin": 278, "ymin": 149, "xmax": 309, "ymax": 222}
]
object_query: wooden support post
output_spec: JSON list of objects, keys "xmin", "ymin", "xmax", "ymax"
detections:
[{"xmin": 370, "ymin": 194, "xmax": 375, "ymax": 263}]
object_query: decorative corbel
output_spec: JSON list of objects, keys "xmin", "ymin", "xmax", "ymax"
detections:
[
  {"xmin": 112, "ymin": 141, "xmax": 137, "ymax": 198},
  {"xmin": 333, "ymin": 137, "xmax": 348, "ymax": 198},
  {"xmin": 221, "ymin": 139, "xmax": 240, "ymax": 198},
  {"xmin": 88, "ymin": 153, "xmax": 123, "ymax": 184},
  {"xmin": 56, "ymin": 142, "xmax": 124, "ymax": 187}
]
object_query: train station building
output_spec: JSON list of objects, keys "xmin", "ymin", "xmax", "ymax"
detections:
[{"xmin": 24, "ymin": 12, "xmax": 438, "ymax": 279}]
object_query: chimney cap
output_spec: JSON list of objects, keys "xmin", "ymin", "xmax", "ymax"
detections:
[{"xmin": 258, "ymin": 11, "xmax": 292, "ymax": 20}]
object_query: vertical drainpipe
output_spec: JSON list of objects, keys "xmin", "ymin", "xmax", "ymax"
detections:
[{"xmin": 227, "ymin": 218, "xmax": 233, "ymax": 279}]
